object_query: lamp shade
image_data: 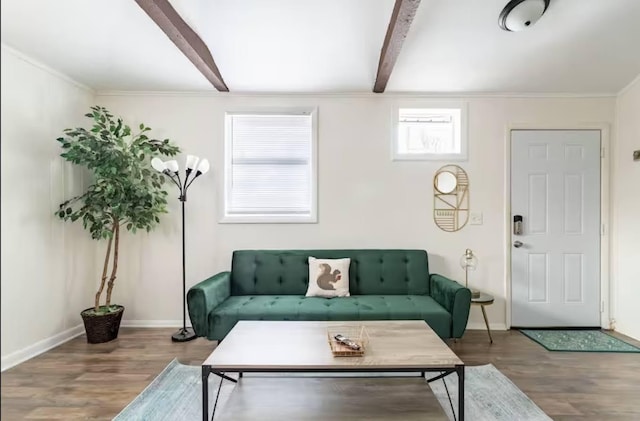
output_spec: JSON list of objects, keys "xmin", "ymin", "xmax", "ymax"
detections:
[
  {"xmin": 185, "ymin": 154, "xmax": 199, "ymax": 170},
  {"xmin": 460, "ymin": 249, "xmax": 478, "ymax": 271},
  {"xmin": 196, "ymin": 158, "xmax": 210, "ymax": 174},
  {"xmin": 151, "ymin": 157, "xmax": 167, "ymax": 172},
  {"xmin": 499, "ymin": 0, "xmax": 550, "ymax": 32},
  {"xmin": 165, "ymin": 160, "xmax": 179, "ymax": 173}
]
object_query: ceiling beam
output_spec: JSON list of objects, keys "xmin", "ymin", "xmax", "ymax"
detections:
[
  {"xmin": 373, "ymin": 0, "xmax": 421, "ymax": 93},
  {"xmin": 135, "ymin": 0, "xmax": 228, "ymax": 92}
]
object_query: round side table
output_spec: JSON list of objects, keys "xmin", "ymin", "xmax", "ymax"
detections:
[{"xmin": 471, "ymin": 292, "xmax": 494, "ymax": 343}]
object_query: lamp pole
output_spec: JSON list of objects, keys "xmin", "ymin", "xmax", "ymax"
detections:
[
  {"xmin": 151, "ymin": 155, "xmax": 210, "ymax": 342},
  {"xmin": 177, "ymin": 194, "xmax": 190, "ymax": 341}
]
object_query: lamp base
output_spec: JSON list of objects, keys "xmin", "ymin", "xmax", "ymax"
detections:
[{"xmin": 171, "ymin": 327, "xmax": 197, "ymax": 342}]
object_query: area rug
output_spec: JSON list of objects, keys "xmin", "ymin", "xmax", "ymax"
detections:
[
  {"xmin": 427, "ymin": 365, "xmax": 551, "ymax": 421},
  {"xmin": 520, "ymin": 329, "xmax": 640, "ymax": 353},
  {"xmin": 114, "ymin": 360, "xmax": 550, "ymax": 420}
]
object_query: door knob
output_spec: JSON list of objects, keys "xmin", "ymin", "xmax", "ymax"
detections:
[{"xmin": 513, "ymin": 241, "xmax": 523, "ymax": 248}]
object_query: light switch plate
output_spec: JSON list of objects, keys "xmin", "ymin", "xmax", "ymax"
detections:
[{"xmin": 470, "ymin": 212, "xmax": 483, "ymax": 225}]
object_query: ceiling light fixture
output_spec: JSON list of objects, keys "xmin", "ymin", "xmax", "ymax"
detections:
[{"xmin": 499, "ymin": 0, "xmax": 550, "ymax": 32}]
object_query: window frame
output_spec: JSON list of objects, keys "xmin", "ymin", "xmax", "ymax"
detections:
[
  {"xmin": 391, "ymin": 101, "xmax": 468, "ymax": 161},
  {"xmin": 221, "ymin": 107, "xmax": 318, "ymax": 224}
]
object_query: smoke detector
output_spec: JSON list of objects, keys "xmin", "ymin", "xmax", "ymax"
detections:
[{"xmin": 499, "ymin": 0, "xmax": 550, "ymax": 32}]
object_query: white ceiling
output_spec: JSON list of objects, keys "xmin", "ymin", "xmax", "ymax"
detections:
[{"xmin": 2, "ymin": 0, "xmax": 640, "ymax": 94}]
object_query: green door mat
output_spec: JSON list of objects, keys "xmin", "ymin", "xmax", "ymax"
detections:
[{"xmin": 520, "ymin": 329, "xmax": 640, "ymax": 353}]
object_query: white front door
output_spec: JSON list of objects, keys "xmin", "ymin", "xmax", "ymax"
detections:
[{"xmin": 511, "ymin": 130, "xmax": 601, "ymax": 327}]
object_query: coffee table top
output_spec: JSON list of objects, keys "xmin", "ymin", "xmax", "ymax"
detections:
[{"xmin": 204, "ymin": 320, "xmax": 463, "ymax": 371}]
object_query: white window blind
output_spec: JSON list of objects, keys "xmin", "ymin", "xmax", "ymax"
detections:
[
  {"xmin": 224, "ymin": 111, "xmax": 316, "ymax": 222},
  {"xmin": 393, "ymin": 106, "xmax": 467, "ymax": 161}
]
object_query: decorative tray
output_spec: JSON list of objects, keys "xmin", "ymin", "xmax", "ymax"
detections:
[{"xmin": 327, "ymin": 325, "xmax": 369, "ymax": 357}]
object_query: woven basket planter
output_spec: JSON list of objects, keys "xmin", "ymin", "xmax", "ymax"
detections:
[{"xmin": 81, "ymin": 305, "xmax": 124, "ymax": 344}]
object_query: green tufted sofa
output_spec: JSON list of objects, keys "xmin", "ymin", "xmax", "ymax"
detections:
[{"xmin": 187, "ymin": 249, "xmax": 472, "ymax": 341}]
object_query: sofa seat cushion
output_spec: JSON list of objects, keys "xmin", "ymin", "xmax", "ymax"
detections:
[{"xmin": 208, "ymin": 295, "xmax": 452, "ymax": 340}]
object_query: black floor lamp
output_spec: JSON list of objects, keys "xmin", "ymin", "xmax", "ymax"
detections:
[{"xmin": 152, "ymin": 155, "xmax": 210, "ymax": 342}]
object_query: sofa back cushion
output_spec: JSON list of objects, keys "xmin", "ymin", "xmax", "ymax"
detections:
[{"xmin": 231, "ymin": 249, "xmax": 430, "ymax": 296}]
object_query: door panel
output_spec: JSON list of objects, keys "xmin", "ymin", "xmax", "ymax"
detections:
[{"xmin": 511, "ymin": 130, "xmax": 600, "ymax": 327}]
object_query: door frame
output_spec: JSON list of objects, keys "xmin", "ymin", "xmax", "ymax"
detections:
[{"xmin": 504, "ymin": 124, "xmax": 612, "ymax": 329}]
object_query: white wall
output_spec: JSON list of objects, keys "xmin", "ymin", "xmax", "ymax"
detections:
[
  {"xmin": 612, "ymin": 76, "xmax": 640, "ymax": 340},
  {"xmin": 95, "ymin": 92, "xmax": 615, "ymax": 330},
  {"xmin": 1, "ymin": 45, "xmax": 97, "ymax": 369}
]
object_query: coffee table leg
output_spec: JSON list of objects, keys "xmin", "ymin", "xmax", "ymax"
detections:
[
  {"xmin": 456, "ymin": 365, "xmax": 464, "ymax": 421},
  {"xmin": 202, "ymin": 366, "xmax": 210, "ymax": 421}
]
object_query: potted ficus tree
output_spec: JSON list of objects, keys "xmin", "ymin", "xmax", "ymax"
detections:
[{"xmin": 56, "ymin": 106, "xmax": 180, "ymax": 343}]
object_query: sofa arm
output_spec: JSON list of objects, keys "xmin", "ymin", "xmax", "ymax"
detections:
[
  {"xmin": 187, "ymin": 271, "xmax": 231, "ymax": 337},
  {"xmin": 430, "ymin": 274, "xmax": 472, "ymax": 338}
]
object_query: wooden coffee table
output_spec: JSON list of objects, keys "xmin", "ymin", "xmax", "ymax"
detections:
[{"xmin": 202, "ymin": 320, "xmax": 465, "ymax": 420}]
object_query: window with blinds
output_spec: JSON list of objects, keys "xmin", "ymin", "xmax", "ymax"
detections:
[
  {"xmin": 393, "ymin": 105, "xmax": 467, "ymax": 161},
  {"xmin": 223, "ymin": 110, "xmax": 317, "ymax": 223}
]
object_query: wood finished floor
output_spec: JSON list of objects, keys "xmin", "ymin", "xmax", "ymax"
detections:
[{"xmin": 1, "ymin": 328, "xmax": 639, "ymax": 420}]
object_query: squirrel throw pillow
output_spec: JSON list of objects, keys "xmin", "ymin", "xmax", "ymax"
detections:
[{"xmin": 305, "ymin": 257, "xmax": 351, "ymax": 298}]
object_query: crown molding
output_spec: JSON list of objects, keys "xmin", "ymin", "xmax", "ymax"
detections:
[
  {"xmin": 1, "ymin": 43, "xmax": 94, "ymax": 94},
  {"xmin": 95, "ymin": 90, "xmax": 616, "ymax": 99},
  {"xmin": 618, "ymin": 72, "xmax": 640, "ymax": 97},
  {"xmin": 0, "ymin": 42, "xmax": 626, "ymax": 99}
]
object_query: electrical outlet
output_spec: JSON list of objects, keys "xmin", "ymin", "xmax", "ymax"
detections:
[{"xmin": 470, "ymin": 212, "xmax": 483, "ymax": 225}]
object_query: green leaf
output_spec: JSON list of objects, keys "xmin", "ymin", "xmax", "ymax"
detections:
[{"xmin": 56, "ymin": 105, "xmax": 181, "ymax": 295}]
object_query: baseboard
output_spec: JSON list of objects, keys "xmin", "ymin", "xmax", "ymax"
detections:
[
  {"xmin": 0, "ymin": 319, "xmax": 506, "ymax": 370},
  {"xmin": 120, "ymin": 320, "xmax": 193, "ymax": 328},
  {"xmin": 121, "ymin": 320, "xmax": 505, "ymax": 331},
  {"xmin": 1, "ymin": 324, "xmax": 84, "ymax": 372},
  {"xmin": 614, "ymin": 323, "xmax": 640, "ymax": 342},
  {"xmin": 466, "ymin": 322, "xmax": 508, "ymax": 331}
]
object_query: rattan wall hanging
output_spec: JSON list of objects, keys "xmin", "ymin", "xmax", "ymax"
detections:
[{"xmin": 433, "ymin": 165, "xmax": 469, "ymax": 232}]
